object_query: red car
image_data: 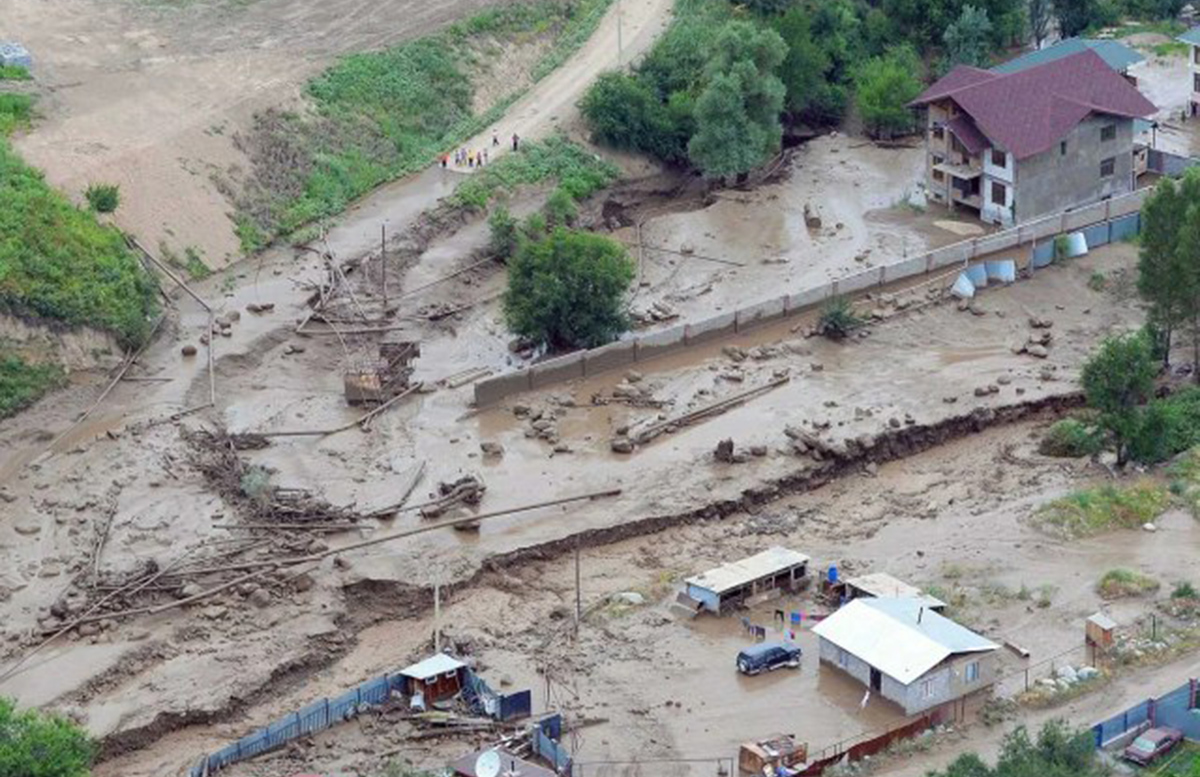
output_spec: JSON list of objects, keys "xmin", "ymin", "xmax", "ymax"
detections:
[{"xmin": 1123, "ymin": 727, "xmax": 1183, "ymax": 766}]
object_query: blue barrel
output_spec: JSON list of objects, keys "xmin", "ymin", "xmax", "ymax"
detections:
[{"xmin": 827, "ymin": 564, "xmax": 838, "ymax": 583}]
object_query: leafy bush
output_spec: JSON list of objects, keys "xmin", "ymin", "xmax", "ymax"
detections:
[
  {"xmin": 0, "ymin": 93, "xmax": 33, "ymax": 135},
  {"xmin": 579, "ymin": 72, "xmax": 691, "ymax": 163},
  {"xmin": 0, "ymin": 695, "xmax": 93, "ymax": 777},
  {"xmin": 84, "ymin": 183, "xmax": 120, "ymax": 213},
  {"xmin": 448, "ymin": 135, "xmax": 618, "ymax": 211},
  {"xmin": 504, "ymin": 228, "xmax": 634, "ymax": 350},
  {"xmin": 0, "ymin": 65, "xmax": 31, "ymax": 81},
  {"xmin": 0, "ymin": 141, "xmax": 158, "ymax": 346},
  {"xmin": 928, "ymin": 720, "xmax": 1107, "ymax": 777},
  {"xmin": 816, "ymin": 296, "xmax": 864, "ymax": 339},
  {"xmin": 1035, "ymin": 482, "xmax": 1169, "ymax": 538},
  {"xmin": 1172, "ymin": 581, "xmax": 1199, "ymax": 600},
  {"xmin": 545, "ymin": 187, "xmax": 578, "ymax": 228},
  {"xmin": 854, "ymin": 45, "xmax": 924, "ymax": 139},
  {"xmin": 1038, "ymin": 418, "xmax": 1104, "ymax": 457},
  {"xmin": 0, "ymin": 354, "xmax": 65, "ymax": 418},
  {"xmin": 488, "ymin": 206, "xmax": 519, "ymax": 261},
  {"xmin": 1098, "ymin": 568, "xmax": 1159, "ymax": 599}
]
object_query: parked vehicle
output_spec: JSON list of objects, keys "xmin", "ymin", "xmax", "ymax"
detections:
[
  {"xmin": 1122, "ymin": 727, "xmax": 1183, "ymax": 766},
  {"xmin": 736, "ymin": 642, "xmax": 802, "ymax": 676}
]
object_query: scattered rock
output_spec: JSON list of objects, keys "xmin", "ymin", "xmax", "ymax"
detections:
[
  {"xmin": 1143, "ymin": 522, "xmax": 1158, "ymax": 533},
  {"xmin": 181, "ymin": 344, "xmax": 198, "ymax": 357},
  {"xmin": 611, "ymin": 437, "xmax": 634, "ymax": 454},
  {"xmin": 615, "ymin": 592, "xmax": 646, "ymax": 606},
  {"xmin": 1027, "ymin": 344, "xmax": 1049, "ymax": 358},
  {"xmin": 996, "ymin": 375, "xmax": 1012, "ymax": 385},
  {"xmin": 480, "ymin": 441, "xmax": 505, "ymax": 458},
  {"xmin": 715, "ymin": 438, "xmax": 736, "ymax": 463},
  {"xmin": 246, "ymin": 302, "xmax": 275, "ymax": 314},
  {"xmin": 13, "ymin": 518, "xmax": 41, "ymax": 536},
  {"xmin": 248, "ymin": 588, "xmax": 272, "ymax": 608},
  {"xmin": 749, "ymin": 444, "xmax": 768, "ymax": 457}
]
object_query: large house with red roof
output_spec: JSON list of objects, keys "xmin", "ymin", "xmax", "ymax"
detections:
[{"xmin": 909, "ymin": 49, "xmax": 1156, "ymax": 226}]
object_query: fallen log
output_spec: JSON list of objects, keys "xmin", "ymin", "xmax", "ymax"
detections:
[{"xmin": 627, "ymin": 375, "xmax": 790, "ymax": 445}]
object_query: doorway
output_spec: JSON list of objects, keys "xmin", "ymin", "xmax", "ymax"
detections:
[{"xmin": 870, "ymin": 668, "xmax": 882, "ymax": 692}]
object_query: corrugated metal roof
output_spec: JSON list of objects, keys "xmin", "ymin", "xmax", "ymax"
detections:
[
  {"xmin": 845, "ymin": 573, "xmax": 946, "ymax": 609},
  {"xmin": 992, "ymin": 38, "xmax": 1144, "ymax": 75},
  {"xmin": 400, "ymin": 652, "xmax": 465, "ymax": 680},
  {"xmin": 1179, "ymin": 25, "xmax": 1200, "ymax": 46},
  {"xmin": 813, "ymin": 598, "xmax": 996, "ymax": 685},
  {"xmin": 685, "ymin": 546, "xmax": 810, "ymax": 595}
]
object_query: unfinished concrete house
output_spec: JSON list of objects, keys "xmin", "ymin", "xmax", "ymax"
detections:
[
  {"xmin": 910, "ymin": 49, "xmax": 1156, "ymax": 226},
  {"xmin": 812, "ymin": 598, "xmax": 999, "ymax": 715}
]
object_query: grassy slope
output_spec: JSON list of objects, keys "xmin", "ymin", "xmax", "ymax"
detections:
[
  {"xmin": 235, "ymin": 0, "xmax": 615, "ymax": 249},
  {"xmin": 0, "ymin": 90, "xmax": 157, "ymax": 416}
]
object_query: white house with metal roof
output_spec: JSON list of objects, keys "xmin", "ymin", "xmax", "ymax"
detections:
[
  {"xmin": 1179, "ymin": 26, "xmax": 1200, "ymax": 116},
  {"xmin": 813, "ymin": 598, "xmax": 999, "ymax": 714},
  {"xmin": 684, "ymin": 546, "xmax": 810, "ymax": 614}
]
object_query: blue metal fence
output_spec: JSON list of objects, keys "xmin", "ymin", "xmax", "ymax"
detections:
[
  {"xmin": 1093, "ymin": 679, "xmax": 1199, "ymax": 748},
  {"xmin": 190, "ymin": 666, "xmax": 534, "ymax": 776},
  {"xmin": 533, "ymin": 715, "xmax": 572, "ymax": 773}
]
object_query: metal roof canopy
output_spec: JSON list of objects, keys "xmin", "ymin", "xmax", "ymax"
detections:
[
  {"xmin": 992, "ymin": 37, "xmax": 1144, "ymax": 75},
  {"xmin": 845, "ymin": 573, "xmax": 946, "ymax": 610},
  {"xmin": 400, "ymin": 652, "xmax": 466, "ymax": 680},
  {"xmin": 1088, "ymin": 612, "xmax": 1117, "ymax": 630},
  {"xmin": 813, "ymin": 598, "xmax": 997, "ymax": 685},
  {"xmin": 686, "ymin": 546, "xmax": 810, "ymax": 596}
]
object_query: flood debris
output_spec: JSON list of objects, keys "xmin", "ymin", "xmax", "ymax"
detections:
[{"xmin": 420, "ymin": 475, "xmax": 487, "ymax": 521}]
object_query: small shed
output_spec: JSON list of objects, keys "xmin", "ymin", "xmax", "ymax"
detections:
[
  {"xmin": 834, "ymin": 573, "xmax": 946, "ymax": 612},
  {"xmin": 0, "ymin": 42, "xmax": 31, "ymax": 70},
  {"xmin": 398, "ymin": 653, "xmax": 467, "ymax": 703},
  {"xmin": 684, "ymin": 546, "xmax": 810, "ymax": 614},
  {"xmin": 738, "ymin": 733, "xmax": 807, "ymax": 775},
  {"xmin": 1086, "ymin": 612, "xmax": 1117, "ymax": 650}
]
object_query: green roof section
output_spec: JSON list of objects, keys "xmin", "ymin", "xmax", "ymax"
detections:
[
  {"xmin": 1179, "ymin": 25, "xmax": 1200, "ymax": 46},
  {"xmin": 992, "ymin": 38, "xmax": 1144, "ymax": 75}
]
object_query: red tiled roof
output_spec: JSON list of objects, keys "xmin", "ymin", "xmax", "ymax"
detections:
[
  {"xmin": 944, "ymin": 116, "xmax": 989, "ymax": 155},
  {"xmin": 910, "ymin": 49, "xmax": 1156, "ymax": 159}
]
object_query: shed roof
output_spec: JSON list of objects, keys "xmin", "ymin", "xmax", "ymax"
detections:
[
  {"xmin": 813, "ymin": 598, "xmax": 997, "ymax": 685},
  {"xmin": 845, "ymin": 573, "xmax": 946, "ymax": 609},
  {"xmin": 1179, "ymin": 25, "xmax": 1200, "ymax": 46},
  {"xmin": 685, "ymin": 546, "xmax": 810, "ymax": 595},
  {"xmin": 400, "ymin": 653, "xmax": 465, "ymax": 680},
  {"xmin": 991, "ymin": 38, "xmax": 1144, "ymax": 75},
  {"xmin": 1087, "ymin": 612, "xmax": 1117, "ymax": 630},
  {"xmin": 910, "ymin": 49, "xmax": 1156, "ymax": 159}
]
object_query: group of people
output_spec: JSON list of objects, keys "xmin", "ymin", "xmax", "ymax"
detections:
[{"xmin": 439, "ymin": 130, "xmax": 522, "ymax": 170}]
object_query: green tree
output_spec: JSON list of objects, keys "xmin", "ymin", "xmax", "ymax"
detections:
[
  {"xmin": 944, "ymin": 5, "xmax": 994, "ymax": 68},
  {"xmin": 1054, "ymin": 0, "xmax": 1097, "ymax": 38},
  {"xmin": 1138, "ymin": 176, "xmax": 1191, "ymax": 368},
  {"xmin": 1081, "ymin": 332, "xmax": 1156, "ymax": 466},
  {"xmin": 487, "ymin": 206, "xmax": 519, "ymax": 261},
  {"xmin": 503, "ymin": 228, "xmax": 634, "ymax": 350},
  {"xmin": 688, "ymin": 21, "xmax": 787, "ymax": 177},
  {"xmin": 0, "ymin": 697, "xmax": 93, "ymax": 777},
  {"xmin": 1029, "ymin": 0, "xmax": 1052, "ymax": 48},
  {"xmin": 854, "ymin": 45, "xmax": 923, "ymax": 139},
  {"xmin": 739, "ymin": 0, "xmax": 794, "ymax": 13},
  {"xmin": 579, "ymin": 72, "xmax": 687, "ymax": 163},
  {"xmin": 774, "ymin": 7, "xmax": 837, "ymax": 122}
]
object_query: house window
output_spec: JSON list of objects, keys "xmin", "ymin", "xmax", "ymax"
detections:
[
  {"xmin": 837, "ymin": 649, "xmax": 850, "ymax": 668},
  {"xmin": 965, "ymin": 661, "xmax": 980, "ymax": 684},
  {"xmin": 932, "ymin": 127, "xmax": 945, "ymax": 140},
  {"xmin": 1194, "ymin": 47, "xmax": 1200, "ymax": 65},
  {"xmin": 1100, "ymin": 157, "xmax": 1116, "ymax": 177},
  {"xmin": 933, "ymin": 169, "xmax": 945, "ymax": 182},
  {"xmin": 1194, "ymin": 72, "xmax": 1200, "ymax": 93},
  {"xmin": 1060, "ymin": 141, "xmax": 1068, "ymax": 156},
  {"xmin": 990, "ymin": 149, "xmax": 1006, "ymax": 167},
  {"xmin": 1101, "ymin": 124, "xmax": 1116, "ymax": 142},
  {"xmin": 991, "ymin": 181, "xmax": 1006, "ymax": 205},
  {"xmin": 920, "ymin": 678, "xmax": 936, "ymax": 699}
]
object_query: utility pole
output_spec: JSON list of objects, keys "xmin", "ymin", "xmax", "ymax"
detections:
[
  {"xmin": 433, "ymin": 582, "xmax": 441, "ymax": 651},
  {"xmin": 380, "ymin": 224, "xmax": 388, "ymax": 314},
  {"xmin": 574, "ymin": 538, "xmax": 582, "ymax": 635}
]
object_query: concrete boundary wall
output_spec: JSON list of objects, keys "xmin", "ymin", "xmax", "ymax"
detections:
[{"xmin": 473, "ymin": 189, "xmax": 1148, "ymax": 406}]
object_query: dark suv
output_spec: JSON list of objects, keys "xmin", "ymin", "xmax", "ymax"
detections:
[{"xmin": 736, "ymin": 641, "xmax": 802, "ymax": 676}]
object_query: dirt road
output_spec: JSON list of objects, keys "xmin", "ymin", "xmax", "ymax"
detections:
[{"xmin": 455, "ymin": 0, "xmax": 674, "ymax": 169}]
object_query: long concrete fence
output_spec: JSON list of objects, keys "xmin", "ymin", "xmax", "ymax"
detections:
[{"xmin": 475, "ymin": 189, "xmax": 1150, "ymax": 407}]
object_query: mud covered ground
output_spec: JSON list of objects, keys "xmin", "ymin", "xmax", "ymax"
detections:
[{"xmin": 0, "ymin": 232, "xmax": 1164, "ymax": 776}]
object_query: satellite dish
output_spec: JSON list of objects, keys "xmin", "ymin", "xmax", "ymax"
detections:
[{"xmin": 475, "ymin": 749, "xmax": 502, "ymax": 777}]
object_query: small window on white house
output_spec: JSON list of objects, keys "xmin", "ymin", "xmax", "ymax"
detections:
[
  {"xmin": 1060, "ymin": 141, "xmax": 1068, "ymax": 156},
  {"xmin": 1100, "ymin": 157, "xmax": 1116, "ymax": 178},
  {"xmin": 1101, "ymin": 124, "xmax": 1116, "ymax": 142},
  {"xmin": 965, "ymin": 661, "xmax": 980, "ymax": 684},
  {"xmin": 990, "ymin": 149, "xmax": 1006, "ymax": 167},
  {"xmin": 837, "ymin": 649, "xmax": 850, "ymax": 668},
  {"xmin": 920, "ymin": 678, "xmax": 936, "ymax": 699}
]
